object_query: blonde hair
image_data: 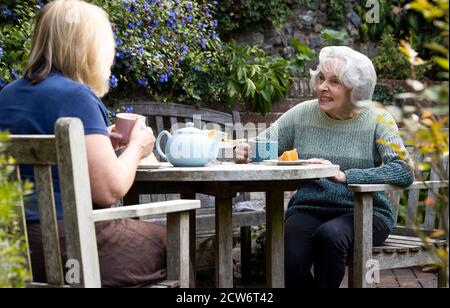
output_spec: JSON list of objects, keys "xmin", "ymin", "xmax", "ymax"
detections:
[
  {"xmin": 310, "ymin": 46, "xmax": 377, "ymax": 104},
  {"xmin": 25, "ymin": 0, "xmax": 115, "ymax": 97}
]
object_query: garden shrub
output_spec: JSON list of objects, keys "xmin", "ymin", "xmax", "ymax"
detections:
[{"xmin": 0, "ymin": 132, "xmax": 31, "ymax": 288}]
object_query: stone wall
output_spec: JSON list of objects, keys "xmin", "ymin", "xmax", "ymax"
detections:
[{"xmin": 234, "ymin": 0, "xmax": 378, "ymax": 60}]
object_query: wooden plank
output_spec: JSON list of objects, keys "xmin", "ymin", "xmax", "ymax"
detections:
[
  {"xmin": 181, "ymin": 192, "xmax": 197, "ymax": 288},
  {"xmin": 8, "ymin": 136, "xmax": 56, "ymax": 165},
  {"xmin": 406, "ymin": 152, "xmax": 422, "ymax": 228},
  {"xmin": 115, "ymin": 101, "xmax": 233, "ymax": 125},
  {"xmin": 34, "ymin": 165, "xmax": 64, "ymax": 286},
  {"xmin": 55, "ymin": 118, "xmax": 101, "ymax": 288},
  {"xmin": 92, "ymin": 200, "xmax": 200, "ymax": 222},
  {"xmin": 387, "ymin": 190, "xmax": 402, "ymax": 225},
  {"xmin": 406, "ymin": 188, "xmax": 420, "ymax": 228},
  {"xmin": 423, "ymin": 170, "xmax": 440, "ymax": 230},
  {"xmin": 170, "ymin": 117, "xmax": 178, "ymax": 133},
  {"xmin": 167, "ymin": 211, "xmax": 190, "ymax": 288},
  {"xmin": 352, "ymin": 192, "xmax": 373, "ymax": 288},
  {"xmin": 348, "ymin": 181, "xmax": 448, "ymax": 192},
  {"xmin": 215, "ymin": 197, "xmax": 233, "ymax": 288},
  {"xmin": 135, "ymin": 163, "xmax": 340, "ymax": 182},
  {"xmin": 266, "ymin": 191, "xmax": 285, "ymax": 288},
  {"xmin": 376, "ymin": 250, "xmax": 440, "ymax": 270},
  {"xmin": 379, "ymin": 244, "xmax": 409, "ymax": 253},
  {"xmin": 155, "ymin": 116, "xmax": 165, "ymax": 135},
  {"xmin": 388, "ymin": 234, "xmax": 443, "ymax": 244}
]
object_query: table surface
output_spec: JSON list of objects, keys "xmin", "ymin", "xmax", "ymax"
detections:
[{"xmin": 136, "ymin": 162, "xmax": 340, "ymax": 182}]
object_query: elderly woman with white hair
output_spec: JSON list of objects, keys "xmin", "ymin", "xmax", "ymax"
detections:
[{"xmin": 235, "ymin": 46, "xmax": 414, "ymax": 288}]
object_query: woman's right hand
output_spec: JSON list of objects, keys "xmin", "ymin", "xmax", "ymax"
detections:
[
  {"xmin": 234, "ymin": 143, "xmax": 251, "ymax": 164},
  {"xmin": 128, "ymin": 118, "xmax": 155, "ymax": 159}
]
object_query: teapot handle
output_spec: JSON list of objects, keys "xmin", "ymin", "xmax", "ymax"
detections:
[{"xmin": 156, "ymin": 130, "xmax": 171, "ymax": 162}]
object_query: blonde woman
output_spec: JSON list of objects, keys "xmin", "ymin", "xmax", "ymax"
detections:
[{"xmin": 0, "ymin": 0, "xmax": 165, "ymax": 287}]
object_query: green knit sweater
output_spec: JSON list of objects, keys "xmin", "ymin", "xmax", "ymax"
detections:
[{"xmin": 261, "ymin": 99, "xmax": 415, "ymax": 230}]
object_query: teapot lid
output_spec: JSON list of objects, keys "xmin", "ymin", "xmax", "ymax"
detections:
[{"xmin": 174, "ymin": 122, "xmax": 203, "ymax": 135}]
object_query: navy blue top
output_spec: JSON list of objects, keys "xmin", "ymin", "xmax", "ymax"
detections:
[{"xmin": 0, "ymin": 72, "xmax": 111, "ymax": 222}]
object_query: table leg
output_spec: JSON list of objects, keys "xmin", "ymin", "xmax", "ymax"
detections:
[
  {"xmin": 181, "ymin": 193, "xmax": 197, "ymax": 288},
  {"xmin": 266, "ymin": 190, "xmax": 285, "ymax": 288},
  {"xmin": 215, "ymin": 197, "xmax": 233, "ymax": 288}
]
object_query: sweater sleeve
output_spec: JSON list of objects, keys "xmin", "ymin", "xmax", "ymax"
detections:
[{"xmin": 345, "ymin": 111, "xmax": 415, "ymax": 187}]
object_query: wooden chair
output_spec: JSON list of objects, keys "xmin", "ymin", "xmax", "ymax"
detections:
[
  {"xmin": 114, "ymin": 101, "xmax": 265, "ymax": 282},
  {"xmin": 349, "ymin": 152, "xmax": 449, "ymax": 288},
  {"xmin": 8, "ymin": 118, "xmax": 200, "ymax": 288}
]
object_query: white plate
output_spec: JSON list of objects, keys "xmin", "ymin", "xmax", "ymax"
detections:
[
  {"xmin": 137, "ymin": 162, "xmax": 172, "ymax": 169},
  {"xmin": 137, "ymin": 163, "xmax": 161, "ymax": 169},
  {"xmin": 262, "ymin": 160, "xmax": 310, "ymax": 166}
]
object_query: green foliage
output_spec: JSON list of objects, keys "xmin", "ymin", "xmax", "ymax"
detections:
[
  {"xmin": 326, "ymin": 0, "xmax": 347, "ymax": 28},
  {"xmin": 0, "ymin": 132, "xmax": 31, "ymax": 288},
  {"xmin": 215, "ymin": 0, "xmax": 308, "ymax": 35},
  {"xmin": 373, "ymin": 33, "xmax": 412, "ymax": 79},
  {"xmin": 226, "ymin": 41, "xmax": 291, "ymax": 116},
  {"xmin": 372, "ymin": 83, "xmax": 406, "ymax": 105},
  {"xmin": 0, "ymin": 0, "xmax": 40, "ymax": 88},
  {"xmin": 357, "ymin": 0, "xmax": 442, "ymax": 62},
  {"xmin": 287, "ymin": 38, "xmax": 317, "ymax": 78},
  {"xmin": 320, "ymin": 28, "xmax": 349, "ymax": 46}
]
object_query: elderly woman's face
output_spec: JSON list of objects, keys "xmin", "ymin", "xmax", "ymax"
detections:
[{"xmin": 315, "ymin": 70, "xmax": 352, "ymax": 115}]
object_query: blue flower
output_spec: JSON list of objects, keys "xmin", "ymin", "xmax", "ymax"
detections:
[
  {"xmin": 11, "ymin": 71, "xmax": 18, "ymax": 79},
  {"xmin": 0, "ymin": 47, "xmax": 3, "ymax": 61},
  {"xmin": 109, "ymin": 75, "xmax": 119, "ymax": 88},
  {"xmin": 159, "ymin": 73, "xmax": 170, "ymax": 83},
  {"xmin": 137, "ymin": 77, "xmax": 149, "ymax": 87}
]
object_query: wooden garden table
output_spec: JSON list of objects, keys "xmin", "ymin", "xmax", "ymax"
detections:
[{"xmin": 124, "ymin": 162, "xmax": 340, "ymax": 288}]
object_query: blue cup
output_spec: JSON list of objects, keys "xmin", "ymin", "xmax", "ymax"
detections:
[{"xmin": 250, "ymin": 139, "xmax": 279, "ymax": 162}]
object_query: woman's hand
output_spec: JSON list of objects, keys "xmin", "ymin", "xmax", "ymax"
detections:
[
  {"xmin": 108, "ymin": 125, "xmax": 126, "ymax": 150},
  {"xmin": 128, "ymin": 118, "xmax": 155, "ymax": 159},
  {"xmin": 305, "ymin": 158, "xmax": 347, "ymax": 184},
  {"xmin": 234, "ymin": 143, "xmax": 251, "ymax": 164}
]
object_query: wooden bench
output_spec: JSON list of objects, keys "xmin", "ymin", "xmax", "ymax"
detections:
[
  {"xmin": 8, "ymin": 118, "xmax": 200, "ymax": 288},
  {"xmin": 114, "ymin": 101, "xmax": 266, "ymax": 281},
  {"xmin": 349, "ymin": 151, "xmax": 449, "ymax": 288}
]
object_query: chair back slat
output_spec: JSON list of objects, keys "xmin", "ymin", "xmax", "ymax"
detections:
[
  {"xmin": 155, "ymin": 116, "xmax": 165, "ymax": 136},
  {"xmin": 34, "ymin": 165, "xmax": 65, "ymax": 285},
  {"xmin": 387, "ymin": 191, "xmax": 402, "ymax": 224},
  {"xmin": 423, "ymin": 164, "xmax": 441, "ymax": 230},
  {"xmin": 170, "ymin": 117, "xmax": 178, "ymax": 132},
  {"xmin": 406, "ymin": 152, "xmax": 423, "ymax": 228},
  {"xmin": 8, "ymin": 136, "xmax": 56, "ymax": 165},
  {"xmin": 55, "ymin": 118, "xmax": 101, "ymax": 288}
]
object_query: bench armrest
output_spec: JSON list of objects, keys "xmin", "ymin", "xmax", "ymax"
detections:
[
  {"xmin": 92, "ymin": 199, "xmax": 200, "ymax": 222},
  {"xmin": 348, "ymin": 180, "xmax": 448, "ymax": 193}
]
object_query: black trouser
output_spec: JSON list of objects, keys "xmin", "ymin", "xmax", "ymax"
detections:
[{"xmin": 284, "ymin": 210, "xmax": 390, "ymax": 288}]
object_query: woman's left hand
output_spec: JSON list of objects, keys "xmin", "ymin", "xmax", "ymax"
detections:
[
  {"xmin": 108, "ymin": 125, "xmax": 126, "ymax": 150},
  {"xmin": 305, "ymin": 158, "xmax": 347, "ymax": 184}
]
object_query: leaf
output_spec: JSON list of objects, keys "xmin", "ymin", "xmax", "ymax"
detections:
[
  {"xmin": 245, "ymin": 78, "xmax": 256, "ymax": 98},
  {"xmin": 433, "ymin": 56, "xmax": 449, "ymax": 71}
]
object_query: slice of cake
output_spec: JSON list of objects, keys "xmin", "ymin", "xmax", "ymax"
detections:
[{"xmin": 279, "ymin": 149, "xmax": 299, "ymax": 161}]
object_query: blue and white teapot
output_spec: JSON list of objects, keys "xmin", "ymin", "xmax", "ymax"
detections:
[{"xmin": 156, "ymin": 122, "xmax": 225, "ymax": 167}]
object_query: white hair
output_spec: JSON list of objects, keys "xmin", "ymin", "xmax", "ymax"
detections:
[{"xmin": 310, "ymin": 46, "xmax": 377, "ymax": 104}]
